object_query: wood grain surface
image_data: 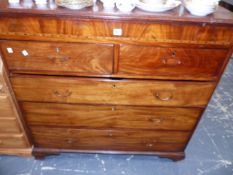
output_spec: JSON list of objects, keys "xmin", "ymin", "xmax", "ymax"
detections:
[
  {"xmin": 118, "ymin": 45, "xmax": 229, "ymax": 80},
  {"xmin": 11, "ymin": 75, "xmax": 215, "ymax": 107},
  {"xmin": 30, "ymin": 126, "xmax": 189, "ymax": 152},
  {"xmin": 21, "ymin": 102, "xmax": 203, "ymax": 131},
  {"xmin": 1, "ymin": 41, "xmax": 113, "ymax": 75}
]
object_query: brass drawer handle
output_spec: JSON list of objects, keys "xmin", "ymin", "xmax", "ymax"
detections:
[
  {"xmin": 54, "ymin": 90, "xmax": 72, "ymax": 98},
  {"xmin": 162, "ymin": 58, "xmax": 182, "ymax": 66},
  {"xmin": 48, "ymin": 56, "xmax": 70, "ymax": 63},
  {"xmin": 146, "ymin": 143, "xmax": 154, "ymax": 148},
  {"xmin": 65, "ymin": 138, "xmax": 77, "ymax": 144},
  {"xmin": 154, "ymin": 92, "xmax": 173, "ymax": 101},
  {"xmin": 148, "ymin": 117, "xmax": 163, "ymax": 123}
]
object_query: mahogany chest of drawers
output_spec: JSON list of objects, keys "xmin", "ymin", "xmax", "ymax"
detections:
[{"xmin": 0, "ymin": 0, "xmax": 232, "ymax": 160}]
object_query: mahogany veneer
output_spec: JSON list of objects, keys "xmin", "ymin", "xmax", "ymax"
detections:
[
  {"xmin": 0, "ymin": 0, "xmax": 233, "ymax": 161},
  {"xmin": 0, "ymin": 57, "xmax": 31, "ymax": 156}
]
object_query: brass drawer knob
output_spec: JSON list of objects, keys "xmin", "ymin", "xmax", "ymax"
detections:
[
  {"xmin": 154, "ymin": 91, "xmax": 173, "ymax": 101},
  {"xmin": 54, "ymin": 90, "xmax": 72, "ymax": 98}
]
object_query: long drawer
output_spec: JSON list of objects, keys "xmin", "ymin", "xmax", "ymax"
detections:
[
  {"xmin": 0, "ymin": 118, "xmax": 21, "ymax": 133},
  {"xmin": 22, "ymin": 102, "xmax": 202, "ymax": 131},
  {"xmin": 0, "ymin": 134, "xmax": 28, "ymax": 148},
  {"xmin": 118, "ymin": 45, "xmax": 228, "ymax": 80},
  {"xmin": 30, "ymin": 126, "xmax": 189, "ymax": 152},
  {"xmin": 11, "ymin": 75, "xmax": 215, "ymax": 107},
  {"xmin": 1, "ymin": 41, "xmax": 113, "ymax": 75}
]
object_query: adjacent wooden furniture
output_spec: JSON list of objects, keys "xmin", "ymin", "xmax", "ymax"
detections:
[
  {"xmin": 0, "ymin": 57, "xmax": 31, "ymax": 156},
  {"xmin": 0, "ymin": 0, "xmax": 232, "ymax": 160}
]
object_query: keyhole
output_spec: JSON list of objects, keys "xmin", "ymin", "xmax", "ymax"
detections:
[{"xmin": 172, "ymin": 51, "xmax": 176, "ymax": 57}]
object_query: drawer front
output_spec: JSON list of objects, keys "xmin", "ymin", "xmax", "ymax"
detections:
[
  {"xmin": 22, "ymin": 102, "xmax": 202, "ymax": 131},
  {"xmin": 0, "ymin": 135, "xmax": 28, "ymax": 148},
  {"xmin": 12, "ymin": 76, "xmax": 215, "ymax": 107},
  {"xmin": 0, "ymin": 17, "xmax": 232, "ymax": 44},
  {"xmin": 1, "ymin": 41, "xmax": 113, "ymax": 75},
  {"xmin": 118, "ymin": 45, "xmax": 228, "ymax": 80},
  {"xmin": 30, "ymin": 126, "xmax": 189, "ymax": 152},
  {"xmin": 0, "ymin": 118, "xmax": 21, "ymax": 133}
]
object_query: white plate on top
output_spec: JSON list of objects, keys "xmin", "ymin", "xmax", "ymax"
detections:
[{"xmin": 136, "ymin": 0, "xmax": 181, "ymax": 12}]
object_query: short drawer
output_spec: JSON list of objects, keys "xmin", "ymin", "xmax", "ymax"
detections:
[
  {"xmin": 0, "ymin": 118, "xmax": 21, "ymax": 133},
  {"xmin": 22, "ymin": 102, "xmax": 202, "ymax": 131},
  {"xmin": 11, "ymin": 76, "xmax": 215, "ymax": 107},
  {"xmin": 1, "ymin": 41, "xmax": 113, "ymax": 75},
  {"xmin": 0, "ymin": 134, "xmax": 28, "ymax": 148},
  {"xmin": 118, "ymin": 45, "xmax": 229, "ymax": 80},
  {"xmin": 30, "ymin": 126, "xmax": 189, "ymax": 152}
]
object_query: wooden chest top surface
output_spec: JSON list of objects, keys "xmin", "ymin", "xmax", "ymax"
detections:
[{"xmin": 0, "ymin": 0, "xmax": 233, "ymax": 25}]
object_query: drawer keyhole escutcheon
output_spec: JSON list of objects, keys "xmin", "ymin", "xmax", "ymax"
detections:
[
  {"xmin": 54, "ymin": 90, "xmax": 72, "ymax": 98},
  {"xmin": 154, "ymin": 91, "xmax": 173, "ymax": 101},
  {"xmin": 172, "ymin": 51, "xmax": 176, "ymax": 57},
  {"xmin": 112, "ymin": 84, "xmax": 117, "ymax": 89}
]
